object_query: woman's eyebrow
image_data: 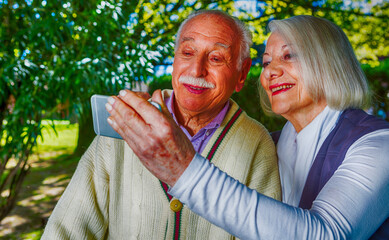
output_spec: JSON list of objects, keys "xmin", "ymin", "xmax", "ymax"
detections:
[{"xmin": 281, "ymin": 45, "xmax": 288, "ymax": 50}]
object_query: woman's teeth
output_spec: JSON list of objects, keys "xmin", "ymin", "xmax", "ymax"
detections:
[{"xmin": 271, "ymin": 85, "xmax": 293, "ymax": 93}]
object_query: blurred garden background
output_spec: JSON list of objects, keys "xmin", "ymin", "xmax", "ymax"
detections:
[{"xmin": 1, "ymin": 0, "xmax": 388, "ymax": 239}]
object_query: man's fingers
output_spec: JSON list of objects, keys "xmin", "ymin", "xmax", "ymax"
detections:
[
  {"xmin": 107, "ymin": 114, "xmax": 149, "ymax": 158},
  {"xmin": 107, "ymin": 95, "xmax": 159, "ymax": 143},
  {"xmin": 106, "ymin": 91, "xmax": 167, "ymax": 141},
  {"xmin": 134, "ymin": 91, "xmax": 151, "ymax": 100},
  {"xmin": 118, "ymin": 90, "xmax": 165, "ymax": 125},
  {"xmin": 106, "ymin": 97, "xmax": 142, "ymax": 138},
  {"xmin": 151, "ymin": 89, "xmax": 173, "ymax": 119}
]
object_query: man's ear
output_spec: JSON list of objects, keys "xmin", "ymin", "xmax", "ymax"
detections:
[{"xmin": 235, "ymin": 58, "xmax": 252, "ymax": 92}]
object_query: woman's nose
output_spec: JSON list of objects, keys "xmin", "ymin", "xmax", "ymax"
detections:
[{"xmin": 264, "ymin": 63, "xmax": 283, "ymax": 80}]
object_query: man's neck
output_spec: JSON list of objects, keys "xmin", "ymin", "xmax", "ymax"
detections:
[{"xmin": 175, "ymin": 103, "xmax": 225, "ymax": 136}]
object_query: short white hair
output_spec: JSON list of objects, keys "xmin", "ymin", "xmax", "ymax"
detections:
[
  {"xmin": 260, "ymin": 15, "xmax": 370, "ymax": 113},
  {"xmin": 175, "ymin": 10, "xmax": 252, "ymax": 69}
]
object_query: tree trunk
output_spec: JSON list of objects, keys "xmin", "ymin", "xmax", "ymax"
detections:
[{"xmin": 73, "ymin": 104, "xmax": 96, "ymax": 156}]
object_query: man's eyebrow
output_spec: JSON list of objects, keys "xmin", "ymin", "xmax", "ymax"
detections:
[
  {"xmin": 181, "ymin": 37, "xmax": 194, "ymax": 43},
  {"xmin": 180, "ymin": 37, "xmax": 230, "ymax": 50},
  {"xmin": 215, "ymin": 42, "xmax": 230, "ymax": 49}
]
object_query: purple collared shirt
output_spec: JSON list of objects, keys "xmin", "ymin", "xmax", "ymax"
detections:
[{"xmin": 165, "ymin": 91, "xmax": 230, "ymax": 154}]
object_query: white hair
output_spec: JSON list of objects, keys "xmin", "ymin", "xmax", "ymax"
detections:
[
  {"xmin": 260, "ymin": 15, "xmax": 370, "ymax": 113},
  {"xmin": 174, "ymin": 10, "xmax": 252, "ymax": 69}
]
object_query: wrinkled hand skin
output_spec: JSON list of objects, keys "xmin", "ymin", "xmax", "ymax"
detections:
[{"xmin": 107, "ymin": 89, "xmax": 195, "ymax": 187}]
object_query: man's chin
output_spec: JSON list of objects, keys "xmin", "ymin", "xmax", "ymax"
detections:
[{"xmin": 176, "ymin": 100, "xmax": 208, "ymax": 113}]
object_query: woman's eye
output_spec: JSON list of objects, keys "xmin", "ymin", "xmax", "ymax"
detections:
[
  {"xmin": 283, "ymin": 53, "xmax": 296, "ymax": 61},
  {"xmin": 262, "ymin": 61, "xmax": 270, "ymax": 67}
]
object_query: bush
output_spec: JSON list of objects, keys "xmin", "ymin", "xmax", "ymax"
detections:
[{"xmin": 363, "ymin": 58, "xmax": 389, "ymax": 121}]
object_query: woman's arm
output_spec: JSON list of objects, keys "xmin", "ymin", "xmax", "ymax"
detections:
[{"xmin": 169, "ymin": 130, "xmax": 389, "ymax": 239}]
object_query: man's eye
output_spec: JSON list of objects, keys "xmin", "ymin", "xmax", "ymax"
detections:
[
  {"xmin": 209, "ymin": 54, "xmax": 223, "ymax": 63},
  {"xmin": 211, "ymin": 57, "xmax": 221, "ymax": 62},
  {"xmin": 182, "ymin": 51, "xmax": 193, "ymax": 56}
]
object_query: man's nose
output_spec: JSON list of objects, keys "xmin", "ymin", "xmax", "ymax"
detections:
[{"xmin": 189, "ymin": 55, "xmax": 207, "ymax": 77}]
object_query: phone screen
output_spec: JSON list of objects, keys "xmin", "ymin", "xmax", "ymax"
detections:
[{"xmin": 91, "ymin": 94, "xmax": 123, "ymax": 139}]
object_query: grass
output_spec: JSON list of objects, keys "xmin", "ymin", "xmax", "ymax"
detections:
[
  {"xmin": 0, "ymin": 121, "xmax": 80, "ymax": 240},
  {"xmin": 35, "ymin": 120, "xmax": 79, "ymax": 153}
]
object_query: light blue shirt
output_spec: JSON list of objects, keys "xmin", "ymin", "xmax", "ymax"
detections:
[{"xmin": 169, "ymin": 108, "xmax": 389, "ymax": 239}]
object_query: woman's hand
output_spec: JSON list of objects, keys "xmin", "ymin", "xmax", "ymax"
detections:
[{"xmin": 105, "ymin": 89, "xmax": 195, "ymax": 186}]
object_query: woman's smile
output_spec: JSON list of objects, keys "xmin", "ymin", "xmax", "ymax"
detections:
[{"xmin": 269, "ymin": 83, "xmax": 295, "ymax": 95}]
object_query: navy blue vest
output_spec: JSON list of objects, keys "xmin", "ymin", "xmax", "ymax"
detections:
[{"xmin": 272, "ymin": 109, "xmax": 389, "ymax": 239}]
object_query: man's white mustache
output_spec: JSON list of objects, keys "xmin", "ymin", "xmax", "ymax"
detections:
[{"xmin": 179, "ymin": 76, "xmax": 215, "ymax": 89}]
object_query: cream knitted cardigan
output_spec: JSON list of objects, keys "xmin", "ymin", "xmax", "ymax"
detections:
[{"xmin": 42, "ymin": 97, "xmax": 281, "ymax": 240}]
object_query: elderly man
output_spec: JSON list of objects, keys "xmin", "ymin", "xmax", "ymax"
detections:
[{"xmin": 42, "ymin": 10, "xmax": 280, "ymax": 239}]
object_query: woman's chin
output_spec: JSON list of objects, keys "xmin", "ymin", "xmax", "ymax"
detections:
[{"xmin": 271, "ymin": 105, "xmax": 288, "ymax": 116}]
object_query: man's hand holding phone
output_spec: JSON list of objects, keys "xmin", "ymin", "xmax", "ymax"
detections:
[{"xmin": 103, "ymin": 89, "xmax": 195, "ymax": 187}]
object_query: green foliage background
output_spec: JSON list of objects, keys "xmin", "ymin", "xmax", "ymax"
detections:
[{"xmin": 1, "ymin": 0, "xmax": 389, "ymax": 234}]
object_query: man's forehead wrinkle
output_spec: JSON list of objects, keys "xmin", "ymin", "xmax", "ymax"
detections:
[
  {"xmin": 179, "ymin": 34, "xmax": 232, "ymax": 50},
  {"xmin": 180, "ymin": 20, "xmax": 236, "ymax": 44},
  {"xmin": 181, "ymin": 31, "xmax": 233, "ymax": 42}
]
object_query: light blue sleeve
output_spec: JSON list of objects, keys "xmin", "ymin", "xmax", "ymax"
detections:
[{"xmin": 168, "ymin": 129, "xmax": 389, "ymax": 240}]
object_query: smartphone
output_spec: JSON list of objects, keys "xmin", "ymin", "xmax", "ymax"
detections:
[{"xmin": 91, "ymin": 94, "xmax": 123, "ymax": 139}]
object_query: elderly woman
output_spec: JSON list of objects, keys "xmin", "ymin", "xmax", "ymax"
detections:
[{"xmin": 108, "ymin": 15, "xmax": 389, "ymax": 239}]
